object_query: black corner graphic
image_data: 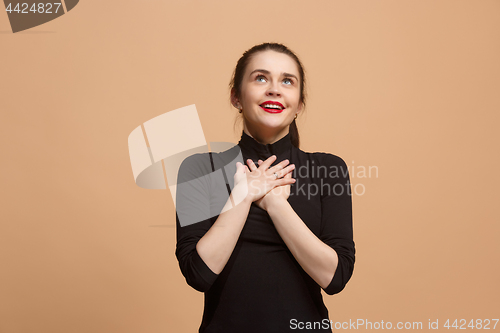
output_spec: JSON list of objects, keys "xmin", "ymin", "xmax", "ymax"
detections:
[
  {"xmin": 3, "ymin": 0, "xmax": 79, "ymax": 33},
  {"xmin": 65, "ymin": 0, "xmax": 78, "ymax": 12}
]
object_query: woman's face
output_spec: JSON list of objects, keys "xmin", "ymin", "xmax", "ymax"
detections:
[{"xmin": 233, "ymin": 50, "xmax": 303, "ymax": 140}]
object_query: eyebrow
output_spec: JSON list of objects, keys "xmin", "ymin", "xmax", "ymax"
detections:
[{"xmin": 249, "ymin": 69, "xmax": 298, "ymax": 81}]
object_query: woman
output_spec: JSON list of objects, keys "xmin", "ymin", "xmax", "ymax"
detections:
[{"xmin": 175, "ymin": 43, "xmax": 355, "ymax": 332}]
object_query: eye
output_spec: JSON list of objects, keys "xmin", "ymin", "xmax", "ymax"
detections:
[
  {"xmin": 283, "ymin": 78, "xmax": 293, "ymax": 85},
  {"xmin": 256, "ymin": 74, "xmax": 267, "ymax": 82}
]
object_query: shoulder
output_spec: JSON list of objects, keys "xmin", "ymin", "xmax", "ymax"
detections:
[
  {"xmin": 177, "ymin": 152, "xmax": 214, "ymax": 182},
  {"xmin": 292, "ymin": 147, "xmax": 351, "ymax": 183},
  {"xmin": 177, "ymin": 145, "xmax": 240, "ymax": 182},
  {"xmin": 294, "ymin": 146, "xmax": 348, "ymax": 168},
  {"xmin": 312, "ymin": 152, "xmax": 348, "ymax": 168},
  {"xmin": 179, "ymin": 152, "xmax": 213, "ymax": 169}
]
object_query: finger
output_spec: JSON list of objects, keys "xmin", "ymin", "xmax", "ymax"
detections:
[
  {"xmin": 282, "ymin": 164, "xmax": 295, "ymax": 175},
  {"xmin": 270, "ymin": 167, "xmax": 291, "ymax": 181},
  {"xmin": 246, "ymin": 159, "xmax": 258, "ymax": 171},
  {"xmin": 268, "ymin": 159, "xmax": 290, "ymax": 173},
  {"xmin": 260, "ymin": 155, "xmax": 277, "ymax": 170},
  {"xmin": 258, "ymin": 160, "xmax": 262, "ymax": 165},
  {"xmin": 269, "ymin": 162, "xmax": 294, "ymax": 175},
  {"xmin": 277, "ymin": 175, "xmax": 296, "ymax": 185},
  {"xmin": 268, "ymin": 166, "xmax": 294, "ymax": 182}
]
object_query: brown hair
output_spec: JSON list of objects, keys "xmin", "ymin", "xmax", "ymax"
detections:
[{"xmin": 229, "ymin": 43, "xmax": 307, "ymax": 148}]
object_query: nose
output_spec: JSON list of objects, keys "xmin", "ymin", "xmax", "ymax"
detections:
[{"xmin": 266, "ymin": 81, "xmax": 281, "ymax": 97}]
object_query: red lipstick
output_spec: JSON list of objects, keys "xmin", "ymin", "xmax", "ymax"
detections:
[{"xmin": 259, "ymin": 101, "xmax": 285, "ymax": 113}]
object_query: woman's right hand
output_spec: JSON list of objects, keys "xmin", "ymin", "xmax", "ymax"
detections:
[{"xmin": 233, "ymin": 155, "xmax": 296, "ymax": 204}]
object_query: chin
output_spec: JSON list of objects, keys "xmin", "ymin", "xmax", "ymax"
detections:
[{"xmin": 256, "ymin": 120, "xmax": 287, "ymax": 130}]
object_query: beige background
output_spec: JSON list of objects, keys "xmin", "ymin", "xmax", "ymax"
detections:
[{"xmin": 1, "ymin": 0, "xmax": 499, "ymax": 332}]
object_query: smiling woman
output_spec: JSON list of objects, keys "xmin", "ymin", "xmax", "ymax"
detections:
[
  {"xmin": 230, "ymin": 43, "xmax": 306, "ymax": 147},
  {"xmin": 175, "ymin": 42, "xmax": 355, "ymax": 333}
]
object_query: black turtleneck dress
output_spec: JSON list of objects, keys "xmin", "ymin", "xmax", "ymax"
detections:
[{"xmin": 175, "ymin": 131, "xmax": 355, "ymax": 333}]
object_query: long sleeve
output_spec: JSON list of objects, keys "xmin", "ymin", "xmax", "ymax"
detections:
[
  {"xmin": 175, "ymin": 153, "xmax": 219, "ymax": 292},
  {"xmin": 316, "ymin": 153, "xmax": 355, "ymax": 295},
  {"xmin": 174, "ymin": 131, "xmax": 354, "ymax": 331}
]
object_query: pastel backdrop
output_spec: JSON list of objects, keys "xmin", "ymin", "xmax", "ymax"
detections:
[{"xmin": 1, "ymin": 1, "xmax": 499, "ymax": 332}]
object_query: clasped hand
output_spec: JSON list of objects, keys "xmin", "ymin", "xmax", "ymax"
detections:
[{"xmin": 233, "ymin": 155, "xmax": 295, "ymax": 211}]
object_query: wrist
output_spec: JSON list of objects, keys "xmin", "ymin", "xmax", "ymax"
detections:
[
  {"xmin": 231, "ymin": 182, "xmax": 253, "ymax": 206},
  {"xmin": 262, "ymin": 195, "xmax": 288, "ymax": 212}
]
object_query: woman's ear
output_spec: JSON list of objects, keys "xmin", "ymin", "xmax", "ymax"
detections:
[
  {"xmin": 297, "ymin": 101, "xmax": 304, "ymax": 114},
  {"xmin": 231, "ymin": 88, "xmax": 239, "ymax": 109},
  {"xmin": 230, "ymin": 89, "xmax": 240, "ymax": 109}
]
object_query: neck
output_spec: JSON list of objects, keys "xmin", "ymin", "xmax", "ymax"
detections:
[{"xmin": 243, "ymin": 125, "xmax": 289, "ymax": 145}]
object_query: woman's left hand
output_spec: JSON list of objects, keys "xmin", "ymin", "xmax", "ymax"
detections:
[{"xmin": 254, "ymin": 159, "xmax": 292, "ymax": 211}]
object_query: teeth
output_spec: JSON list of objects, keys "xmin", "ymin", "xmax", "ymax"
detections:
[{"xmin": 262, "ymin": 104, "xmax": 282, "ymax": 110}]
